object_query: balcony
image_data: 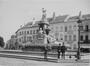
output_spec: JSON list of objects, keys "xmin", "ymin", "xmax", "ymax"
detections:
[
  {"xmin": 80, "ymin": 29, "xmax": 90, "ymax": 33},
  {"xmin": 80, "ymin": 40, "xmax": 90, "ymax": 44}
]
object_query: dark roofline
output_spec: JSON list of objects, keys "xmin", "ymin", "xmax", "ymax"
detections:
[{"xmin": 15, "ymin": 25, "xmax": 38, "ymax": 34}]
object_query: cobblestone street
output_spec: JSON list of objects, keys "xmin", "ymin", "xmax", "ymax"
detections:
[{"xmin": 0, "ymin": 56, "xmax": 89, "ymax": 66}]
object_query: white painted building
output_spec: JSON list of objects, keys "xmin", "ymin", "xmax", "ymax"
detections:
[
  {"xmin": 49, "ymin": 15, "xmax": 78, "ymax": 49},
  {"xmin": 15, "ymin": 12, "xmax": 79, "ymax": 50}
]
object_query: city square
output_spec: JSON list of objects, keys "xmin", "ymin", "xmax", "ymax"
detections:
[{"xmin": 0, "ymin": 0, "xmax": 90, "ymax": 66}]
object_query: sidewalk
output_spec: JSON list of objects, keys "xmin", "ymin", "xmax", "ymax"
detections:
[{"xmin": 0, "ymin": 52, "xmax": 89, "ymax": 63}]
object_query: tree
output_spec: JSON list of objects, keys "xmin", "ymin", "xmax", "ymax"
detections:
[{"xmin": 0, "ymin": 36, "xmax": 5, "ymax": 47}]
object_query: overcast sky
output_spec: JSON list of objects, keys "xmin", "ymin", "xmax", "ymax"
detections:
[{"xmin": 0, "ymin": 0, "xmax": 90, "ymax": 42}]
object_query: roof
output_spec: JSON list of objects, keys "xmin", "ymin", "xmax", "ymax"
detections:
[
  {"xmin": 16, "ymin": 14, "xmax": 90, "ymax": 33},
  {"xmin": 82, "ymin": 14, "xmax": 90, "ymax": 19},
  {"xmin": 15, "ymin": 21, "xmax": 40, "ymax": 33},
  {"xmin": 68, "ymin": 14, "xmax": 90, "ymax": 21},
  {"xmin": 52, "ymin": 15, "xmax": 68, "ymax": 23}
]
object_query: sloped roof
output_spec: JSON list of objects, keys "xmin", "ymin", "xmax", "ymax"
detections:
[
  {"xmin": 24, "ymin": 21, "xmax": 40, "ymax": 28},
  {"xmin": 68, "ymin": 14, "xmax": 90, "ymax": 21},
  {"xmin": 51, "ymin": 15, "xmax": 68, "ymax": 23},
  {"xmin": 82, "ymin": 14, "xmax": 90, "ymax": 19}
]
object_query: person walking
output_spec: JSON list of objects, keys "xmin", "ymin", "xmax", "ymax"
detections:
[
  {"xmin": 44, "ymin": 45, "xmax": 48, "ymax": 60},
  {"xmin": 61, "ymin": 42, "xmax": 67, "ymax": 59},
  {"xmin": 57, "ymin": 43, "xmax": 61, "ymax": 62}
]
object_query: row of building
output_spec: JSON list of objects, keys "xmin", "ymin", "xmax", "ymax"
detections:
[{"xmin": 5, "ymin": 10, "xmax": 90, "ymax": 50}]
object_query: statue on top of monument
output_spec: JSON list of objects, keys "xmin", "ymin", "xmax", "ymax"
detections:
[{"xmin": 42, "ymin": 8, "xmax": 46, "ymax": 21}]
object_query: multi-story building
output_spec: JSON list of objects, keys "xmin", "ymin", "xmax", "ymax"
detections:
[
  {"xmin": 16, "ymin": 21, "xmax": 39, "ymax": 45},
  {"xmin": 80, "ymin": 14, "xmax": 90, "ymax": 44},
  {"xmin": 5, "ymin": 35, "xmax": 17, "ymax": 49},
  {"xmin": 15, "ymin": 11, "xmax": 78, "ymax": 50},
  {"xmin": 68, "ymin": 14, "xmax": 90, "ymax": 52}
]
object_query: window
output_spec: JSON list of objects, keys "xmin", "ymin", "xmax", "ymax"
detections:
[
  {"xmin": 33, "ymin": 35, "xmax": 36, "ymax": 39},
  {"xmin": 27, "ymin": 31, "xmax": 29, "ymax": 34},
  {"xmin": 33, "ymin": 30, "xmax": 35, "ymax": 34},
  {"xmin": 51, "ymin": 27, "xmax": 53, "ymax": 30},
  {"xmin": 80, "ymin": 25, "xmax": 83, "ymax": 30},
  {"xmin": 55, "ymin": 32, "xmax": 59, "ymax": 39},
  {"xmin": 69, "ymin": 25, "xmax": 72, "ymax": 30},
  {"xmin": 19, "ymin": 38, "xmax": 21, "ymax": 42},
  {"xmin": 24, "ymin": 36, "xmax": 27, "ymax": 43},
  {"xmin": 36, "ymin": 30, "xmax": 38, "ymax": 34},
  {"xmin": 27, "ymin": 36, "xmax": 32, "ymax": 41},
  {"xmin": 30, "ymin": 30, "xmax": 32, "ymax": 34},
  {"xmin": 61, "ymin": 26, "xmax": 63, "ymax": 31},
  {"xmin": 73, "ymin": 44, "xmax": 77, "ymax": 49},
  {"xmin": 29, "ymin": 36, "xmax": 32, "ymax": 42},
  {"xmin": 69, "ymin": 35, "xmax": 72, "ymax": 41},
  {"xmin": 80, "ymin": 35, "xmax": 83, "ymax": 41},
  {"xmin": 20, "ymin": 32, "xmax": 21, "ymax": 35},
  {"xmin": 24, "ymin": 31, "xmax": 26, "ymax": 34},
  {"xmin": 56, "ymin": 26, "xmax": 58, "ymax": 30},
  {"xmin": 73, "ymin": 35, "xmax": 76, "ymax": 41},
  {"xmin": 85, "ymin": 35, "xmax": 88, "ymax": 40},
  {"xmin": 60, "ymin": 34, "xmax": 63, "ymax": 41},
  {"xmin": 73, "ymin": 25, "xmax": 77, "ymax": 31},
  {"xmin": 65, "ymin": 26, "xmax": 67, "ymax": 32},
  {"xmin": 22, "ymin": 31, "xmax": 23, "ymax": 35},
  {"xmin": 65, "ymin": 35, "xmax": 67, "ymax": 41},
  {"xmin": 85, "ymin": 25, "xmax": 89, "ymax": 31}
]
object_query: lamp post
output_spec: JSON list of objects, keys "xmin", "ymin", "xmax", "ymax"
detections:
[{"xmin": 77, "ymin": 19, "xmax": 82, "ymax": 60}]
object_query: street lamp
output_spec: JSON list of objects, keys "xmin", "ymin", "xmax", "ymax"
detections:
[{"xmin": 77, "ymin": 19, "xmax": 82, "ymax": 60}]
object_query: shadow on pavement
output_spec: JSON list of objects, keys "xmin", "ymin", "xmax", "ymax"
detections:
[
  {"xmin": 0, "ymin": 54, "xmax": 89, "ymax": 63},
  {"xmin": 0, "ymin": 54, "xmax": 57, "ymax": 63}
]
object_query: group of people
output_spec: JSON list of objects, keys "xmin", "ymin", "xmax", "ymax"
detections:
[
  {"xmin": 57, "ymin": 42, "xmax": 67, "ymax": 61},
  {"xmin": 44, "ymin": 42, "xmax": 67, "ymax": 61}
]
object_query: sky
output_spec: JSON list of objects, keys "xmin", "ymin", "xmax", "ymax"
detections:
[{"xmin": 0, "ymin": 0, "xmax": 90, "ymax": 42}]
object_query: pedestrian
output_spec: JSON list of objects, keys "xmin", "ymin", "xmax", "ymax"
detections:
[
  {"xmin": 57, "ymin": 43, "xmax": 61, "ymax": 62},
  {"xmin": 61, "ymin": 42, "xmax": 67, "ymax": 59},
  {"xmin": 44, "ymin": 45, "xmax": 48, "ymax": 60}
]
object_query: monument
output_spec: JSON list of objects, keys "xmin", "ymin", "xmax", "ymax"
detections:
[{"xmin": 38, "ymin": 8, "xmax": 50, "ymax": 45}]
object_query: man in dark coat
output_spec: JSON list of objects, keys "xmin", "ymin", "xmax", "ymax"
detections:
[
  {"xmin": 57, "ymin": 44, "xmax": 61, "ymax": 59},
  {"xmin": 44, "ymin": 45, "xmax": 48, "ymax": 60},
  {"xmin": 61, "ymin": 42, "xmax": 67, "ymax": 59}
]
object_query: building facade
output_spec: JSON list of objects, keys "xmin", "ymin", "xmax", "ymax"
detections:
[
  {"xmin": 80, "ymin": 14, "xmax": 90, "ymax": 49},
  {"xmin": 15, "ymin": 12, "xmax": 79, "ymax": 50},
  {"xmin": 16, "ymin": 22, "xmax": 39, "ymax": 45},
  {"xmin": 5, "ymin": 35, "xmax": 17, "ymax": 49},
  {"xmin": 68, "ymin": 14, "xmax": 90, "ymax": 50}
]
